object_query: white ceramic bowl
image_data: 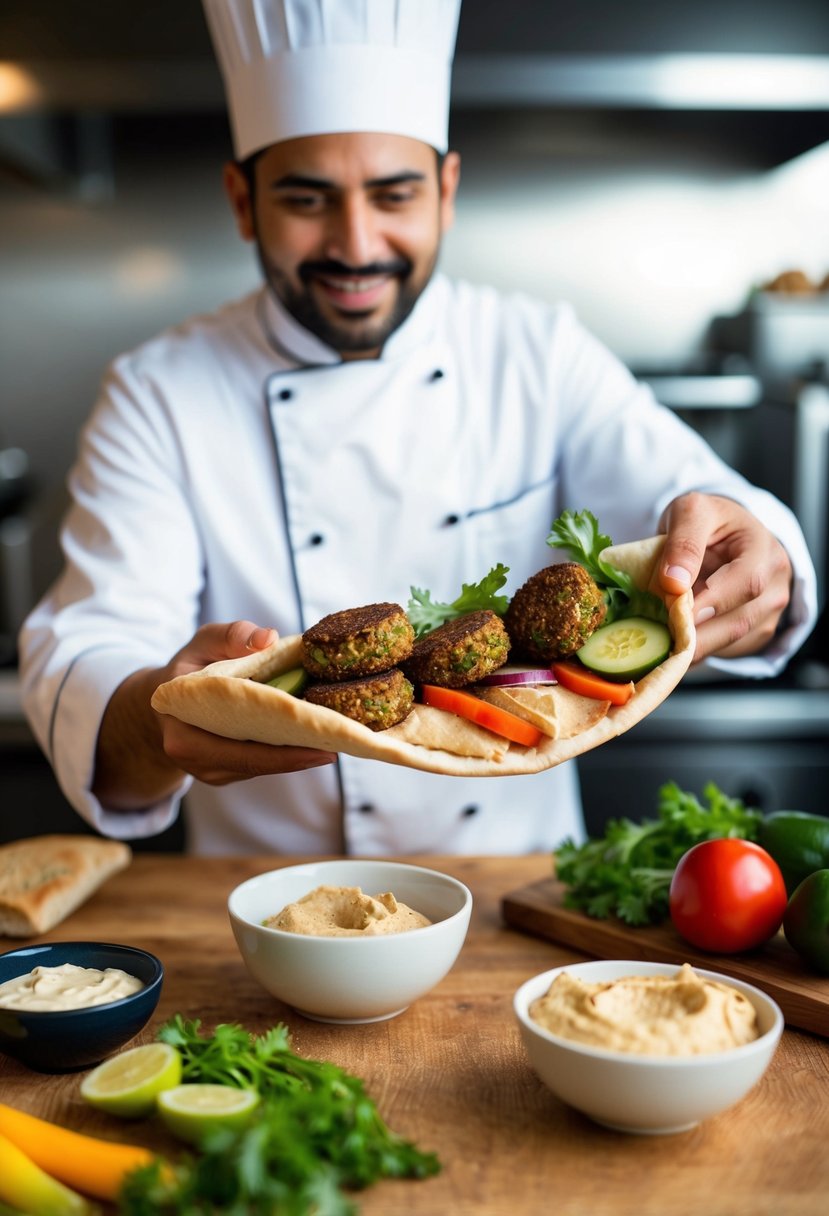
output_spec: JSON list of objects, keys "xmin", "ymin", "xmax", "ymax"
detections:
[
  {"xmin": 228, "ymin": 859, "xmax": 472, "ymax": 1024},
  {"xmin": 514, "ymin": 959, "xmax": 784, "ymax": 1135}
]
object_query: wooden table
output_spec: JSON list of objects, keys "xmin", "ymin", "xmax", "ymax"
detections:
[{"xmin": 2, "ymin": 854, "xmax": 828, "ymax": 1216}]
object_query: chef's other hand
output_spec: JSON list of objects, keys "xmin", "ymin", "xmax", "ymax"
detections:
[
  {"xmin": 157, "ymin": 620, "xmax": 338, "ymax": 785},
  {"xmin": 657, "ymin": 493, "xmax": 793, "ymax": 664}
]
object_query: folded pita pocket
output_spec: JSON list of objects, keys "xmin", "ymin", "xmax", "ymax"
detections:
[
  {"xmin": 151, "ymin": 535, "xmax": 694, "ymax": 778},
  {"xmin": 0, "ymin": 835, "xmax": 132, "ymax": 938}
]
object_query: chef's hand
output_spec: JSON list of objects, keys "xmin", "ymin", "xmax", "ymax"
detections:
[
  {"xmin": 94, "ymin": 621, "xmax": 336, "ymax": 811},
  {"xmin": 156, "ymin": 621, "xmax": 338, "ymax": 785},
  {"xmin": 656, "ymin": 493, "xmax": 793, "ymax": 664}
]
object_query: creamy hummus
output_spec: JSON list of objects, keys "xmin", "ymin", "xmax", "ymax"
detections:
[
  {"xmin": 265, "ymin": 885, "xmax": 432, "ymax": 937},
  {"xmin": 0, "ymin": 963, "xmax": 144, "ymax": 1012},
  {"xmin": 529, "ymin": 964, "xmax": 759, "ymax": 1056}
]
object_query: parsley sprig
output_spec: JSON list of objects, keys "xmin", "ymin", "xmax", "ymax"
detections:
[
  {"xmin": 407, "ymin": 562, "xmax": 510, "ymax": 638},
  {"xmin": 555, "ymin": 781, "xmax": 763, "ymax": 926},
  {"xmin": 546, "ymin": 508, "xmax": 667, "ymax": 624},
  {"xmin": 118, "ymin": 1017, "xmax": 439, "ymax": 1216}
]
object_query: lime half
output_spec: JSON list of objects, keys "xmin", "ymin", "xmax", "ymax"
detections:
[
  {"xmin": 157, "ymin": 1084, "xmax": 260, "ymax": 1145},
  {"xmin": 80, "ymin": 1042, "xmax": 182, "ymax": 1118}
]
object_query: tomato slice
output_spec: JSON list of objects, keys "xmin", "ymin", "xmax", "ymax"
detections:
[
  {"xmin": 551, "ymin": 662, "xmax": 634, "ymax": 706},
  {"xmin": 420, "ymin": 685, "xmax": 544, "ymax": 748}
]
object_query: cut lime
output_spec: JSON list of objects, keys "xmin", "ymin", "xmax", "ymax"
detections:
[
  {"xmin": 156, "ymin": 1084, "xmax": 260, "ymax": 1145},
  {"xmin": 80, "ymin": 1042, "xmax": 182, "ymax": 1118}
]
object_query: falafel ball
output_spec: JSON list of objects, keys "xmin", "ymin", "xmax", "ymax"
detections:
[
  {"xmin": 302, "ymin": 602, "xmax": 415, "ymax": 682},
  {"xmin": 303, "ymin": 667, "xmax": 414, "ymax": 731},
  {"xmin": 505, "ymin": 562, "xmax": 606, "ymax": 663},
  {"xmin": 403, "ymin": 609, "xmax": 510, "ymax": 689}
]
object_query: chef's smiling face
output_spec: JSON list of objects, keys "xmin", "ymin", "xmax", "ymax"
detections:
[{"xmin": 224, "ymin": 132, "xmax": 461, "ymax": 359}]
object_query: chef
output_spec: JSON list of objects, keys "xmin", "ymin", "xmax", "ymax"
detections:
[{"xmin": 19, "ymin": 0, "xmax": 817, "ymax": 856}]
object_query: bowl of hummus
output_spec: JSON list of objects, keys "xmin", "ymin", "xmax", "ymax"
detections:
[
  {"xmin": 228, "ymin": 860, "xmax": 472, "ymax": 1023},
  {"xmin": 513, "ymin": 960, "xmax": 784, "ymax": 1135},
  {"xmin": 0, "ymin": 940, "xmax": 164, "ymax": 1073}
]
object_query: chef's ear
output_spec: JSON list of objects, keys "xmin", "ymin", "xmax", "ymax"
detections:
[
  {"xmin": 223, "ymin": 161, "xmax": 256, "ymax": 243},
  {"xmin": 439, "ymin": 150, "xmax": 461, "ymax": 233}
]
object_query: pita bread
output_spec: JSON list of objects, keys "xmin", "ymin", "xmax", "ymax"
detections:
[
  {"xmin": 151, "ymin": 536, "xmax": 695, "ymax": 777},
  {"xmin": 0, "ymin": 836, "xmax": 132, "ymax": 937}
]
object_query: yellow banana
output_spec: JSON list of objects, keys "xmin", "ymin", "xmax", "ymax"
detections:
[{"xmin": 0, "ymin": 1131, "xmax": 96, "ymax": 1216}]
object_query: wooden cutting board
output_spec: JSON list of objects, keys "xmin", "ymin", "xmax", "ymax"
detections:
[{"xmin": 501, "ymin": 875, "xmax": 829, "ymax": 1038}]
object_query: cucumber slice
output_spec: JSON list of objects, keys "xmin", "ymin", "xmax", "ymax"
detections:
[
  {"xmin": 576, "ymin": 617, "xmax": 671, "ymax": 683},
  {"xmin": 265, "ymin": 666, "xmax": 309, "ymax": 696}
]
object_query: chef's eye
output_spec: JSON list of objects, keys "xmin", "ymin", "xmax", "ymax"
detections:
[
  {"xmin": 375, "ymin": 187, "xmax": 417, "ymax": 208},
  {"xmin": 281, "ymin": 193, "xmax": 327, "ymax": 213}
]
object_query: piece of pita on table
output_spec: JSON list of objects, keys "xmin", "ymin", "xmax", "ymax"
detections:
[
  {"xmin": 152, "ymin": 536, "xmax": 694, "ymax": 778},
  {"xmin": 0, "ymin": 836, "xmax": 132, "ymax": 937}
]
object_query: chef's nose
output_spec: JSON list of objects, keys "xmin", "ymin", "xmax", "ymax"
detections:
[{"xmin": 324, "ymin": 195, "xmax": 378, "ymax": 267}]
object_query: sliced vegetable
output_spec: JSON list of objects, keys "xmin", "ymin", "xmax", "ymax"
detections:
[
  {"xmin": 576, "ymin": 617, "xmax": 671, "ymax": 682},
  {"xmin": 0, "ymin": 1103, "xmax": 160, "ymax": 1203},
  {"xmin": 0, "ymin": 1131, "xmax": 94, "ymax": 1216},
  {"xmin": 80, "ymin": 1042, "xmax": 182, "ymax": 1118},
  {"xmin": 264, "ymin": 666, "xmax": 309, "ymax": 695},
  {"xmin": 550, "ymin": 661, "xmax": 634, "ymax": 706},
  {"xmin": 421, "ymin": 684, "xmax": 544, "ymax": 747},
  {"xmin": 157, "ymin": 1084, "xmax": 260, "ymax": 1145},
  {"xmin": 477, "ymin": 664, "xmax": 558, "ymax": 688}
]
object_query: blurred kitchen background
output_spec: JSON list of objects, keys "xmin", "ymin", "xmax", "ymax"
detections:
[{"xmin": 1, "ymin": 0, "xmax": 828, "ymax": 847}]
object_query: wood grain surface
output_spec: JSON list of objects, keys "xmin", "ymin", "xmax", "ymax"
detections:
[
  {"xmin": 1, "ymin": 854, "xmax": 828, "ymax": 1216},
  {"xmin": 502, "ymin": 875, "xmax": 829, "ymax": 1038}
]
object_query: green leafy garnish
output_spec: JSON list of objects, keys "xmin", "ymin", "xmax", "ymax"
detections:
[
  {"xmin": 407, "ymin": 562, "xmax": 510, "ymax": 638},
  {"xmin": 555, "ymin": 781, "xmax": 763, "ymax": 926},
  {"xmin": 118, "ymin": 1017, "xmax": 439, "ymax": 1215},
  {"xmin": 546, "ymin": 508, "xmax": 667, "ymax": 624}
]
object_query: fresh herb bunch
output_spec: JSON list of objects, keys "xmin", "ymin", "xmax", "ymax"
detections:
[
  {"xmin": 547, "ymin": 508, "xmax": 668, "ymax": 624},
  {"xmin": 555, "ymin": 781, "xmax": 763, "ymax": 926},
  {"xmin": 407, "ymin": 562, "xmax": 510, "ymax": 638},
  {"xmin": 118, "ymin": 1017, "xmax": 439, "ymax": 1216}
]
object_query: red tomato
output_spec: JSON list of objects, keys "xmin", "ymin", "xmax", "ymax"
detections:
[{"xmin": 669, "ymin": 839, "xmax": 787, "ymax": 953}]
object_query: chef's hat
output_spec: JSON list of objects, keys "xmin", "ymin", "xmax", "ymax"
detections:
[{"xmin": 202, "ymin": 0, "xmax": 462, "ymax": 161}]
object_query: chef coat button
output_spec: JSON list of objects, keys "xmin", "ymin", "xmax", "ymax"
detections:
[
  {"xmin": 461, "ymin": 804, "xmax": 479, "ymax": 817},
  {"xmin": 358, "ymin": 802, "xmax": 374, "ymax": 814},
  {"xmin": 429, "ymin": 368, "xmax": 444, "ymax": 382},
  {"xmin": 443, "ymin": 513, "xmax": 460, "ymax": 527},
  {"xmin": 309, "ymin": 533, "xmax": 325, "ymax": 546},
  {"xmin": 277, "ymin": 388, "xmax": 293, "ymax": 401}
]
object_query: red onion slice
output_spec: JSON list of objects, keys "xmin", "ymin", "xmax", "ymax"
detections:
[{"xmin": 477, "ymin": 665, "xmax": 558, "ymax": 688}]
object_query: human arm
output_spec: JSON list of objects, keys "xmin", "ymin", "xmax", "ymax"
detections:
[{"xmin": 93, "ymin": 620, "xmax": 336, "ymax": 812}]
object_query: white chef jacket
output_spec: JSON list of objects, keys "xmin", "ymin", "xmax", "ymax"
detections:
[{"xmin": 19, "ymin": 275, "xmax": 817, "ymax": 855}]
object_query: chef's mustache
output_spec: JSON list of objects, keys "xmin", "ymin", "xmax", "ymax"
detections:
[{"xmin": 299, "ymin": 257, "xmax": 412, "ymax": 283}]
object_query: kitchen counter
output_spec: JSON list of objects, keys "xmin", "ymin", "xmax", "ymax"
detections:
[{"xmin": 1, "ymin": 854, "xmax": 828, "ymax": 1215}]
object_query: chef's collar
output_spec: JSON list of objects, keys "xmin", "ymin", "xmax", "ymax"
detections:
[{"xmin": 258, "ymin": 276, "xmax": 444, "ymax": 368}]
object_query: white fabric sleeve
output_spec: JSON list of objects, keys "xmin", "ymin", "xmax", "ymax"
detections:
[{"xmin": 18, "ymin": 356, "xmax": 203, "ymax": 838}]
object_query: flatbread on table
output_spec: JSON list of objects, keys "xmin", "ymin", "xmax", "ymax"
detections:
[
  {"xmin": 0, "ymin": 835, "xmax": 132, "ymax": 937},
  {"xmin": 151, "ymin": 536, "xmax": 695, "ymax": 778}
]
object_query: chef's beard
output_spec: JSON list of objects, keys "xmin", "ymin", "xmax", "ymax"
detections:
[{"xmin": 256, "ymin": 247, "xmax": 437, "ymax": 355}]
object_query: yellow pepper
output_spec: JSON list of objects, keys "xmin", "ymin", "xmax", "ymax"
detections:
[{"xmin": 0, "ymin": 1130, "xmax": 96, "ymax": 1216}]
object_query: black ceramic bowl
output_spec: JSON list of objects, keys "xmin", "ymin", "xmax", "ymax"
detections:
[{"xmin": 0, "ymin": 941, "xmax": 164, "ymax": 1073}]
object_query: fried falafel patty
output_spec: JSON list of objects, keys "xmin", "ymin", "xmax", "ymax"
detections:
[
  {"xmin": 303, "ymin": 667, "xmax": 414, "ymax": 731},
  {"xmin": 403, "ymin": 610, "xmax": 510, "ymax": 689},
  {"xmin": 302, "ymin": 602, "xmax": 415, "ymax": 682},
  {"xmin": 505, "ymin": 562, "xmax": 606, "ymax": 663}
]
